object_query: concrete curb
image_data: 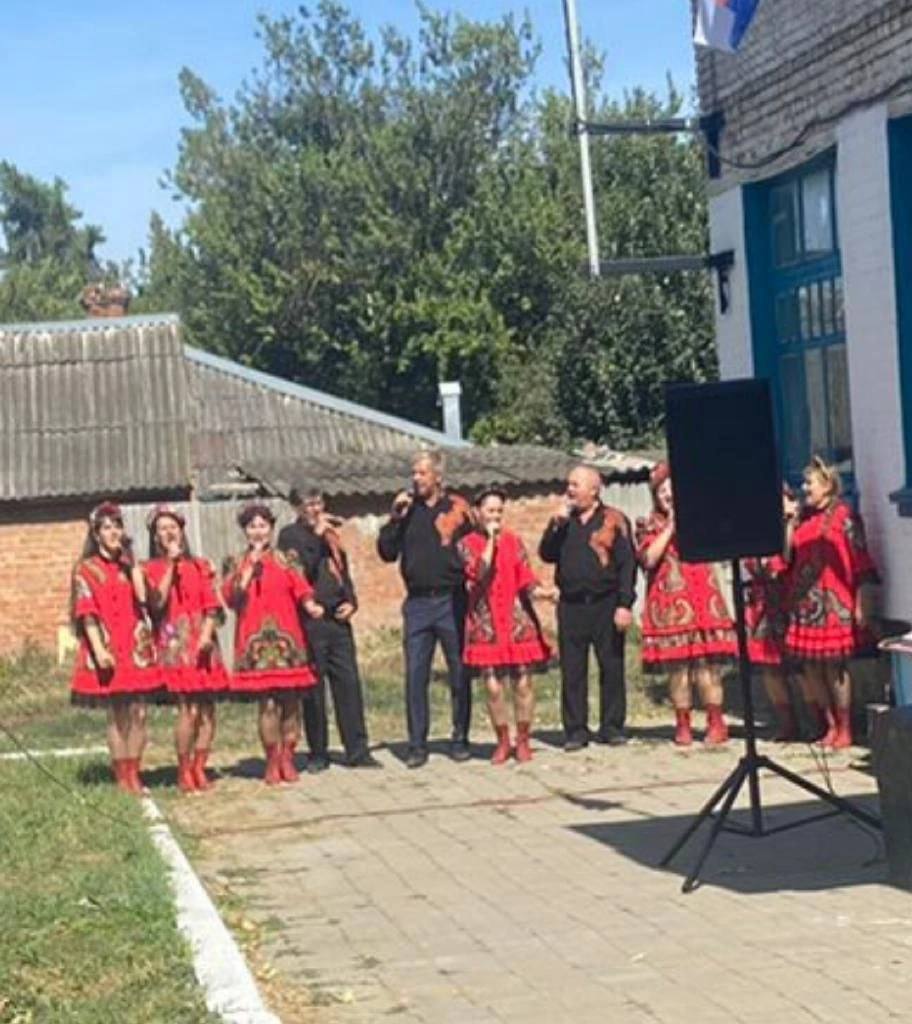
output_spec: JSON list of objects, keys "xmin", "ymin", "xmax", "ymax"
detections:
[{"xmin": 143, "ymin": 799, "xmax": 282, "ymax": 1024}]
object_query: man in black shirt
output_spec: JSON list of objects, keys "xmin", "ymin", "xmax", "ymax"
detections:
[
  {"xmin": 278, "ymin": 488, "xmax": 378, "ymax": 770},
  {"xmin": 539, "ymin": 466, "xmax": 637, "ymax": 751},
  {"xmin": 377, "ymin": 450, "xmax": 474, "ymax": 768}
]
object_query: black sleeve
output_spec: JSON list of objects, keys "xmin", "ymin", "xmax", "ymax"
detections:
[
  {"xmin": 538, "ymin": 518, "xmax": 567, "ymax": 564},
  {"xmin": 613, "ymin": 530, "xmax": 637, "ymax": 609},
  {"xmin": 342, "ymin": 552, "xmax": 358, "ymax": 609},
  {"xmin": 377, "ymin": 519, "xmax": 405, "ymax": 562}
]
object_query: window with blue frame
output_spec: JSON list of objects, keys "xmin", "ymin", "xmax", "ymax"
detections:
[
  {"xmin": 888, "ymin": 114, "xmax": 912, "ymax": 514},
  {"xmin": 744, "ymin": 154, "xmax": 854, "ymax": 491}
]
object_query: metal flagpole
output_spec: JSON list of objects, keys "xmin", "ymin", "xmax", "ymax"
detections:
[{"xmin": 562, "ymin": 0, "xmax": 601, "ymax": 277}]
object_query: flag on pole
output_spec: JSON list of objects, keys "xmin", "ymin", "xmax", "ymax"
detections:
[{"xmin": 694, "ymin": 0, "xmax": 761, "ymax": 53}]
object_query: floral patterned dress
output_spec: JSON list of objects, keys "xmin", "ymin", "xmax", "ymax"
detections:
[
  {"xmin": 221, "ymin": 548, "xmax": 318, "ymax": 697},
  {"xmin": 458, "ymin": 529, "xmax": 552, "ymax": 670},
  {"xmin": 784, "ymin": 501, "xmax": 879, "ymax": 661},
  {"xmin": 70, "ymin": 555, "xmax": 162, "ymax": 705},
  {"xmin": 635, "ymin": 512, "xmax": 737, "ymax": 669},
  {"xmin": 143, "ymin": 556, "xmax": 229, "ymax": 698},
  {"xmin": 743, "ymin": 556, "xmax": 790, "ymax": 667}
]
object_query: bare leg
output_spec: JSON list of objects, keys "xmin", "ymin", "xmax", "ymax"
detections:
[
  {"xmin": 513, "ymin": 671, "xmax": 535, "ymax": 726},
  {"xmin": 799, "ymin": 663, "xmax": 833, "ymax": 740},
  {"xmin": 259, "ymin": 699, "xmax": 280, "ymax": 748},
  {"xmin": 485, "ymin": 671, "xmax": 509, "ymax": 729},
  {"xmin": 197, "ymin": 701, "xmax": 216, "ymax": 751},
  {"xmin": 825, "ymin": 661, "xmax": 853, "ymax": 749},
  {"xmin": 279, "ymin": 697, "xmax": 302, "ymax": 745},
  {"xmin": 127, "ymin": 703, "xmax": 148, "ymax": 759},
  {"xmin": 669, "ymin": 667, "xmax": 693, "ymax": 745},
  {"xmin": 107, "ymin": 704, "xmax": 130, "ymax": 761},
  {"xmin": 763, "ymin": 667, "xmax": 797, "ymax": 740},
  {"xmin": 174, "ymin": 700, "xmax": 199, "ymax": 758}
]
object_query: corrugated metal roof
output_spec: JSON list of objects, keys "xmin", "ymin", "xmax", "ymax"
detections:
[
  {"xmin": 231, "ymin": 446, "xmax": 596, "ymax": 499},
  {"xmin": 0, "ymin": 315, "xmax": 191, "ymax": 501}
]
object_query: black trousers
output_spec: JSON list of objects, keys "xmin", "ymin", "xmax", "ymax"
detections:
[
  {"xmin": 303, "ymin": 618, "xmax": 369, "ymax": 760},
  {"xmin": 403, "ymin": 591, "xmax": 472, "ymax": 751},
  {"xmin": 557, "ymin": 595, "xmax": 626, "ymax": 742}
]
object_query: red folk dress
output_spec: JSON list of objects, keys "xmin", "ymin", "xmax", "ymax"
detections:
[
  {"xmin": 221, "ymin": 549, "xmax": 318, "ymax": 698},
  {"xmin": 70, "ymin": 555, "xmax": 162, "ymax": 705},
  {"xmin": 143, "ymin": 557, "xmax": 229, "ymax": 699},
  {"xmin": 636, "ymin": 513, "xmax": 737, "ymax": 668},
  {"xmin": 784, "ymin": 501, "xmax": 879, "ymax": 661},
  {"xmin": 743, "ymin": 556, "xmax": 789, "ymax": 667},
  {"xmin": 458, "ymin": 529, "xmax": 552, "ymax": 670}
]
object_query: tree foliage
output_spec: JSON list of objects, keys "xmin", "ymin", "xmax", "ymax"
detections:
[{"xmin": 0, "ymin": 163, "xmax": 108, "ymax": 322}]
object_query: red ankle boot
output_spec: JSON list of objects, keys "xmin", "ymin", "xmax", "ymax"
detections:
[
  {"xmin": 264, "ymin": 744, "xmax": 282, "ymax": 785},
  {"xmin": 772, "ymin": 703, "xmax": 798, "ymax": 742},
  {"xmin": 515, "ymin": 722, "xmax": 533, "ymax": 763},
  {"xmin": 491, "ymin": 724, "xmax": 512, "ymax": 765},
  {"xmin": 831, "ymin": 708, "xmax": 853, "ymax": 749},
  {"xmin": 177, "ymin": 754, "xmax": 198, "ymax": 793},
  {"xmin": 112, "ymin": 759, "xmax": 133, "ymax": 793},
  {"xmin": 705, "ymin": 705, "xmax": 729, "ymax": 746},
  {"xmin": 674, "ymin": 708, "xmax": 693, "ymax": 746},
  {"xmin": 192, "ymin": 749, "xmax": 213, "ymax": 790},
  {"xmin": 120, "ymin": 758, "xmax": 144, "ymax": 796},
  {"xmin": 279, "ymin": 741, "xmax": 300, "ymax": 783}
]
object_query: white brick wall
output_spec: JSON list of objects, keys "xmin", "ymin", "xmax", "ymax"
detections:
[
  {"xmin": 695, "ymin": 0, "xmax": 912, "ymax": 192},
  {"xmin": 836, "ymin": 103, "xmax": 912, "ymax": 618},
  {"xmin": 708, "ymin": 188, "xmax": 753, "ymax": 379}
]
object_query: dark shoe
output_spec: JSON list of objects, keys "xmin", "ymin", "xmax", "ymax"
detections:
[
  {"xmin": 347, "ymin": 751, "xmax": 382, "ymax": 769},
  {"xmin": 564, "ymin": 737, "xmax": 588, "ymax": 753},
  {"xmin": 406, "ymin": 748, "xmax": 429, "ymax": 769},
  {"xmin": 306, "ymin": 755, "xmax": 330, "ymax": 774},
  {"xmin": 449, "ymin": 740, "xmax": 471, "ymax": 762},
  {"xmin": 596, "ymin": 728, "xmax": 628, "ymax": 747}
]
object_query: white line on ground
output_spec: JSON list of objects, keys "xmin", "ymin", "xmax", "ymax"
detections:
[
  {"xmin": 143, "ymin": 798, "xmax": 282, "ymax": 1024},
  {"xmin": 0, "ymin": 744, "xmax": 108, "ymax": 762}
]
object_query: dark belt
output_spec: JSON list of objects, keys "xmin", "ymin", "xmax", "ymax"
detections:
[
  {"xmin": 560, "ymin": 591, "xmax": 614, "ymax": 606},
  {"xmin": 407, "ymin": 586, "xmax": 457, "ymax": 599}
]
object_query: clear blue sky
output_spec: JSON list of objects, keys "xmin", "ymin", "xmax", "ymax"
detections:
[{"xmin": 0, "ymin": 1, "xmax": 696, "ymax": 263}]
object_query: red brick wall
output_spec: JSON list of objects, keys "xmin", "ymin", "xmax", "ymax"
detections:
[
  {"xmin": 344, "ymin": 492, "xmax": 566, "ymax": 637},
  {"xmin": 0, "ymin": 510, "xmax": 89, "ymax": 656}
]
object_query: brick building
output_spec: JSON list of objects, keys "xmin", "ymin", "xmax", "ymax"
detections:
[
  {"xmin": 0, "ymin": 313, "xmax": 652, "ymax": 657},
  {"xmin": 695, "ymin": 0, "xmax": 912, "ymax": 619}
]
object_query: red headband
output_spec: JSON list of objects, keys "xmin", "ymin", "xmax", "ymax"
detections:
[
  {"xmin": 146, "ymin": 504, "xmax": 186, "ymax": 530},
  {"xmin": 89, "ymin": 501, "xmax": 123, "ymax": 526}
]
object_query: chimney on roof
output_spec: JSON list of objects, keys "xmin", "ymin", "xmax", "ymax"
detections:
[
  {"xmin": 80, "ymin": 282, "xmax": 131, "ymax": 318},
  {"xmin": 438, "ymin": 381, "xmax": 463, "ymax": 441}
]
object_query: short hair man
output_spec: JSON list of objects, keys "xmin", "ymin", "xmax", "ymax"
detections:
[
  {"xmin": 539, "ymin": 465, "xmax": 637, "ymax": 750},
  {"xmin": 377, "ymin": 449, "xmax": 474, "ymax": 768}
]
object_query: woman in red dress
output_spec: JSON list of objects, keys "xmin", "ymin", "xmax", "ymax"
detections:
[
  {"xmin": 70, "ymin": 502, "xmax": 162, "ymax": 794},
  {"xmin": 636, "ymin": 463, "xmax": 737, "ymax": 746},
  {"xmin": 743, "ymin": 486, "xmax": 800, "ymax": 740},
  {"xmin": 143, "ymin": 506, "xmax": 229, "ymax": 793},
  {"xmin": 222, "ymin": 503, "xmax": 324, "ymax": 784},
  {"xmin": 784, "ymin": 457, "xmax": 879, "ymax": 749},
  {"xmin": 458, "ymin": 489, "xmax": 551, "ymax": 764}
]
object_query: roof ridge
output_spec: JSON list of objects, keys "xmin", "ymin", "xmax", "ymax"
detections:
[
  {"xmin": 0, "ymin": 312, "xmax": 180, "ymax": 334},
  {"xmin": 184, "ymin": 345, "xmax": 470, "ymax": 450}
]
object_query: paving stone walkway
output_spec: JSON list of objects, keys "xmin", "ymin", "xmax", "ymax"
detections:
[{"xmin": 170, "ymin": 732, "xmax": 912, "ymax": 1024}]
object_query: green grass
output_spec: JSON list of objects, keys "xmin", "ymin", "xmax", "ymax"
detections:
[
  {"xmin": 0, "ymin": 756, "xmax": 217, "ymax": 1024},
  {"xmin": 0, "ymin": 631, "xmax": 670, "ymax": 758}
]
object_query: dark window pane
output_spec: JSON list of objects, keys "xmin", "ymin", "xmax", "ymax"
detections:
[
  {"xmin": 775, "ymin": 292, "xmax": 798, "ymax": 343},
  {"xmin": 834, "ymin": 276, "xmax": 845, "ymax": 332},
  {"xmin": 780, "ymin": 354, "xmax": 806, "ymax": 475}
]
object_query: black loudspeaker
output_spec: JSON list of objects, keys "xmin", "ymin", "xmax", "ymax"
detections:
[{"xmin": 664, "ymin": 379, "xmax": 783, "ymax": 563}]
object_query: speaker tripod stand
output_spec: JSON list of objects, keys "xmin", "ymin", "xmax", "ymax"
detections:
[{"xmin": 660, "ymin": 557, "xmax": 882, "ymax": 894}]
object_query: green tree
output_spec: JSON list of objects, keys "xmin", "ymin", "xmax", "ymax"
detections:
[
  {"xmin": 0, "ymin": 162, "xmax": 107, "ymax": 322},
  {"xmin": 138, "ymin": 1, "xmax": 715, "ymax": 448}
]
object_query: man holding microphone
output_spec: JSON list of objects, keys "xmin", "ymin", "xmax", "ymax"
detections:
[
  {"xmin": 538, "ymin": 466, "xmax": 637, "ymax": 751},
  {"xmin": 377, "ymin": 450, "xmax": 474, "ymax": 768}
]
